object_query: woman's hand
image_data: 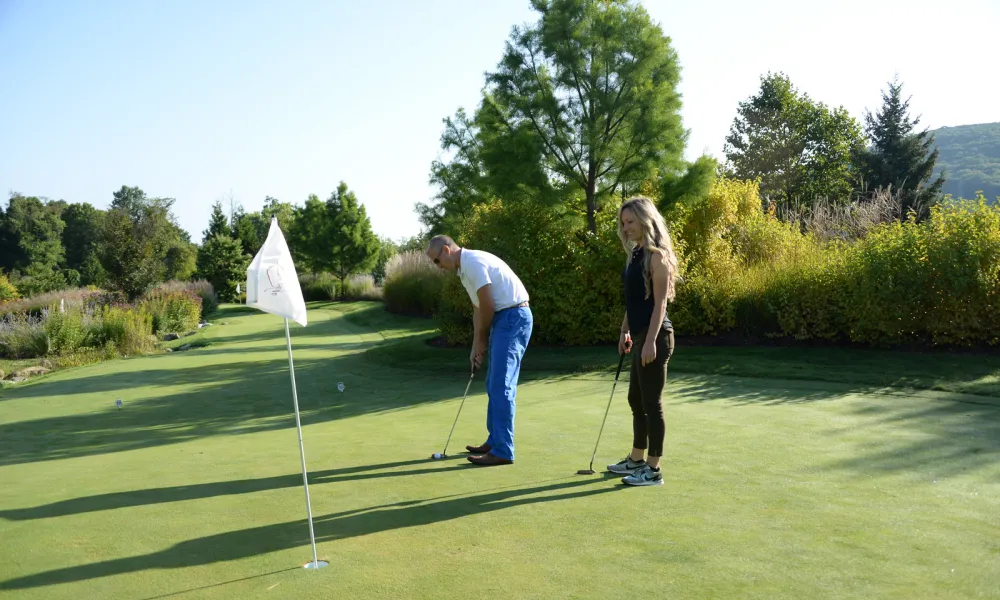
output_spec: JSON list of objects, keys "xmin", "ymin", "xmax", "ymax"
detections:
[
  {"xmin": 619, "ymin": 331, "xmax": 632, "ymax": 356},
  {"xmin": 641, "ymin": 338, "xmax": 656, "ymax": 366}
]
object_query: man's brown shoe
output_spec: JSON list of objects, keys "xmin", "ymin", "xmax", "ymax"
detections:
[
  {"xmin": 465, "ymin": 443, "xmax": 491, "ymax": 454},
  {"xmin": 467, "ymin": 453, "xmax": 513, "ymax": 466}
]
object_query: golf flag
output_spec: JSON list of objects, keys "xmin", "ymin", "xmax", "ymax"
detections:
[
  {"xmin": 244, "ymin": 217, "xmax": 326, "ymax": 570},
  {"xmin": 246, "ymin": 217, "xmax": 308, "ymax": 327}
]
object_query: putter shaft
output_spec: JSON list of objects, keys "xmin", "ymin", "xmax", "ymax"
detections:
[
  {"xmin": 441, "ymin": 369, "xmax": 476, "ymax": 456},
  {"xmin": 585, "ymin": 352, "xmax": 626, "ymax": 472}
]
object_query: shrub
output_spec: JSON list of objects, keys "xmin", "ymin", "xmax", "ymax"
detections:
[
  {"xmin": 0, "ymin": 287, "xmax": 97, "ymax": 317},
  {"xmin": 670, "ymin": 188, "xmax": 1000, "ymax": 348},
  {"xmin": 44, "ymin": 307, "xmax": 90, "ymax": 355},
  {"xmin": 435, "ymin": 199, "xmax": 624, "ymax": 345},
  {"xmin": 0, "ymin": 312, "xmax": 49, "ymax": 358},
  {"xmin": 142, "ymin": 289, "xmax": 202, "ymax": 334},
  {"xmin": 341, "ymin": 274, "xmax": 382, "ymax": 301},
  {"xmin": 155, "ymin": 280, "xmax": 217, "ymax": 319},
  {"xmin": 383, "ymin": 251, "xmax": 445, "ymax": 317},
  {"xmin": 0, "ymin": 271, "xmax": 18, "ymax": 302},
  {"xmin": 90, "ymin": 305, "xmax": 154, "ymax": 356},
  {"xmin": 299, "ymin": 273, "xmax": 339, "ymax": 302}
]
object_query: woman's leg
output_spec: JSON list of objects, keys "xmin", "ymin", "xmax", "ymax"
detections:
[
  {"xmin": 627, "ymin": 329, "xmax": 648, "ymax": 462},
  {"xmin": 640, "ymin": 329, "xmax": 674, "ymax": 469}
]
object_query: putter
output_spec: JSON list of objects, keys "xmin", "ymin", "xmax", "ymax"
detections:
[
  {"xmin": 431, "ymin": 366, "xmax": 476, "ymax": 460},
  {"xmin": 577, "ymin": 347, "xmax": 628, "ymax": 475}
]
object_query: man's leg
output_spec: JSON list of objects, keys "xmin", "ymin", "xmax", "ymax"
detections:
[{"xmin": 483, "ymin": 309, "xmax": 532, "ymax": 461}]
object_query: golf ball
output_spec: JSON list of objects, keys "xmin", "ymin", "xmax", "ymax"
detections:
[{"xmin": 432, "ymin": 453, "xmax": 442, "ymax": 459}]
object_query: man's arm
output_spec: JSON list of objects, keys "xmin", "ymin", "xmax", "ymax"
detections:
[{"xmin": 474, "ymin": 284, "xmax": 494, "ymax": 346}]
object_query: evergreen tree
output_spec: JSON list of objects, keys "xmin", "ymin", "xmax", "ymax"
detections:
[
  {"xmin": 196, "ymin": 234, "xmax": 246, "ymax": 302},
  {"xmin": 203, "ymin": 201, "xmax": 231, "ymax": 242},
  {"xmin": 856, "ymin": 78, "xmax": 945, "ymax": 218}
]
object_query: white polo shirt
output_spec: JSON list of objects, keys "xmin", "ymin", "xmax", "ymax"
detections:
[{"xmin": 458, "ymin": 249, "xmax": 529, "ymax": 311}]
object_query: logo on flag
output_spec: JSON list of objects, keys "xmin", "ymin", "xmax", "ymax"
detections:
[{"xmin": 246, "ymin": 218, "xmax": 308, "ymax": 326}]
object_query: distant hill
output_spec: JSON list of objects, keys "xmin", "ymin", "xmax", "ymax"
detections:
[{"xmin": 930, "ymin": 122, "xmax": 1000, "ymax": 202}]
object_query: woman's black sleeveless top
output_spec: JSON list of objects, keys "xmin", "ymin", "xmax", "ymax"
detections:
[{"xmin": 622, "ymin": 246, "xmax": 672, "ymax": 333}]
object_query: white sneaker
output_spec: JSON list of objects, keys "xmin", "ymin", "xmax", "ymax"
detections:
[
  {"xmin": 607, "ymin": 456, "xmax": 646, "ymax": 475},
  {"xmin": 622, "ymin": 464, "xmax": 663, "ymax": 486}
]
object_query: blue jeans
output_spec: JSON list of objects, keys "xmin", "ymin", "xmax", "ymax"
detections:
[{"xmin": 483, "ymin": 306, "xmax": 533, "ymax": 461}]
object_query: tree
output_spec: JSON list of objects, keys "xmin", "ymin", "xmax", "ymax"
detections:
[
  {"xmin": 61, "ymin": 203, "xmax": 106, "ymax": 285},
  {"xmin": 423, "ymin": 0, "xmax": 687, "ymax": 234},
  {"xmin": 203, "ymin": 201, "xmax": 231, "ymax": 242},
  {"xmin": 0, "ymin": 194, "xmax": 66, "ymax": 273},
  {"xmin": 101, "ymin": 207, "xmax": 162, "ymax": 300},
  {"xmin": 724, "ymin": 72, "xmax": 865, "ymax": 208},
  {"xmin": 325, "ymin": 183, "xmax": 379, "ymax": 297},
  {"xmin": 100, "ymin": 186, "xmax": 180, "ymax": 300},
  {"xmin": 856, "ymin": 78, "xmax": 945, "ymax": 217},
  {"xmin": 289, "ymin": 194, "xmax": 327, "ymax": 275},
  {"xmin": 164, "ymin": 241, "xmax": 198, "ymax": 281},
  {"xmin": 196, "ymin": 234, "xmax": 246, "ymax": 302},
  {"xmin": 372, "ymin": 236, "xmax": 398, "ymax": 286},
  {"xmin": 658, "ymin": 155, "xmax": 718, "ymax": 212},
  {"xmin": 291, "ymin": 183, "xmax": 379, "ymax": 298}
]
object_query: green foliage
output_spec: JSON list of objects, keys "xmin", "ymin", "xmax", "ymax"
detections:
[
  {"xmin": 383, "ymin": 251, "xmax": 445, "ymax": 318},
  {"xmin": 203, "ymin": 201, "xmax": 232, "ymax": 242},
  {"xmin": 0, "ymin": 194, "xmax": 66, "ymax": 272},
  {"xmin": 90, "ymin": 305, "xmax": 154, "ymax": 356},
  {"xmin": 143, "ymin": 289, "xmax": 202, "ymax": 334},
  {"xmin": 44, "ymin": 308, "xmax": 88, "ymax": 355},
  {"xmin": 11, "ymin": 263, "xmax": 68, "ymax": 298},
  {"xmin": 372, "ymin": 236, "xmax": 399, "ymax": 286},
  {"xmin": 724, "ymin": 72, "xmax": 865, "ymax": 208},
  {"xmin": 341, "ymin": 274, "xmax": 382, "ymax": 301},
  {"xmin": 436, "ymin": 199, "xmax": 624, "ymax": 345},
  {"xmin": 0, "ymin": 313, "xmax": 49, "ymax": 358},
  {"xmin": 931, "ymin": 122, "xmax": 1000, "ymax": 204},
  {"xmin": 658, "ymin": 155, "xmax": 719, "ymax": 212},
  {"xmin": 299, "ymin": 273, "xmax": 339, "ymax": 302},
  {"xmin": 100, "ymin": 186, "xmax": 181, "ymax": 301},
  {"xmin": 164, "ymin": 241, "xmax": 198, "ymax": 281},
  {"xmin": 153, "ymin": 280, "xmax": 217, "ymax": 320},
  {"xmin": 196, "ymin": 234, "xmax": 247, "ymax": 303},
  {"xmin": 856, "ymin": 78, "xmax": 945, "ymax": 218},
  {"xmin": 666, "ymin": 180, "xmax": 1000, "ymax": 347},
  {"xmin": 291, "ymin": 183, "xmax": 380, "ymax": 297},
  {"xmin": 0, "ymin": 271, "xmax": 18, "ymax": 302},
  {"xmin": 422, "ymin": 0, "xmax": 687, "ymax": 233},
  {"xmin": 61, "ymin": 202, "xmax": 106, "ymax": 285}
]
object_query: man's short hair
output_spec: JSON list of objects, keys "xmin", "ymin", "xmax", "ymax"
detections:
[{"xmin": 427, "ymin": 234, "xmax": 458, "ymax": 255}]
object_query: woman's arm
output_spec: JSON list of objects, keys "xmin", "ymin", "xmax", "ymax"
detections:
[{"xmin": 642, "ymin": 252, "xmax": 668, "ymax": 366}]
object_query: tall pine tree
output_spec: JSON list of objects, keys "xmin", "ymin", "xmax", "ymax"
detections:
[
  {"xmin": 856, "ymin": 78, "xmax": 945, "ymax": 218},
  {"xmin": 202, "ymin": 201, "xmax": 231, "ymax": 243}
]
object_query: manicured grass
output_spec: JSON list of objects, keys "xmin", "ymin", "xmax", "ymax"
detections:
[{"xmin": 0, "ymin": 302, "xmax": 997, "ymax": 599}]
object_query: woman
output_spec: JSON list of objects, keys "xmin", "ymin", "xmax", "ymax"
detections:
[{"xmin": 607, "ymin": 196, "xmax": 678, "ymax": 486}]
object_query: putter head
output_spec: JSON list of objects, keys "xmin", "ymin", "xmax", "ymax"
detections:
[
  {"xmin": 431, "ymin": 452, "xmax": 447, "ymax": 460},
  {"xmin": 576, "ymin": 469, "xmax": 596, "ymax": 475}
]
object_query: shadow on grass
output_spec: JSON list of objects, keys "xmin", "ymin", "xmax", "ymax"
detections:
[
  {"xmin": 0, "ymin": 478, "xmax": 620, "ymax": 591},
  {"xmin": 0, "ymin": 349, "xmax": 479, "ymax": 467},
  {"xmin": 0, "ymin": 457, "xmax": 472, "ymax": 521},
  {"xmin": 668, "ymin": 374, "xmax": 1000, "ymax": 479}
]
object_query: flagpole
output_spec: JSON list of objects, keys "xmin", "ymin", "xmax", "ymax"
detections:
[{"xmin": 284, "ymin": 318, "xmax": 326, "ymax": 570}]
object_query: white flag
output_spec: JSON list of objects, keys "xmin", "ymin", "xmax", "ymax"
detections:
[{"xmin": 246, "ymin": 217, "xmax": 308, "ymax": 326}]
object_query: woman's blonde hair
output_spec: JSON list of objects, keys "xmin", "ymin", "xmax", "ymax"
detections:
[{"xmin": 617, "ymin": 196, "xmax": 679, "ymax": 301}]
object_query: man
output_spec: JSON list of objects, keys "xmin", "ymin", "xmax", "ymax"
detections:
[{"xmin": 426, "ymin": 235, "xmax": 533, "ymax": 466}]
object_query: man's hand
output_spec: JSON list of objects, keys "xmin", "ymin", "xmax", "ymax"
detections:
[{"xmin": 470, "ymin": 338, "xmax": 487, "ymax": 372}]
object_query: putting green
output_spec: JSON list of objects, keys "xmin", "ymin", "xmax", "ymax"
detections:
[{"xmin": 0, "ymin": 303, "xmax": 997, "ymax": 599}]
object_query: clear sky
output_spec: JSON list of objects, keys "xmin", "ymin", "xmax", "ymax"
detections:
[{"xmin": 1, "ymin": 0, "xmax": 997, "ymax": 243}]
